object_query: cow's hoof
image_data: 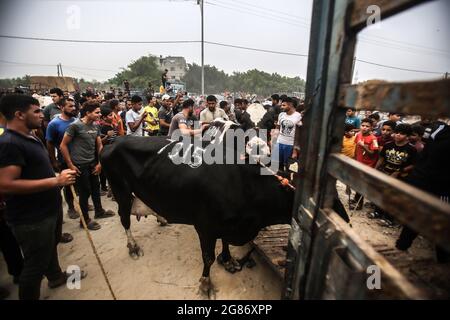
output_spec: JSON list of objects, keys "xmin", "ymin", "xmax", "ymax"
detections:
[
  {"xmin": 198, "ymin": 277, "xmax": 217, "ymax": 300},
  {"xmin": 217, "ymin": 254, "xmax": 242, "ymax": 273},
  {"xmin": 127, "ymin": 243, "xmax": 144, "ymax": 260}
]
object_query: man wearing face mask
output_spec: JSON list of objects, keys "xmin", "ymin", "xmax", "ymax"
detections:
[{"xmin": 169, "ymin": 99, "xmax": 209, "ymax": 138}]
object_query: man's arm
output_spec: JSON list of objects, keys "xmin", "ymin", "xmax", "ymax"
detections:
[
  {"xmin": 375, "ymin": 158, "xmax": 384, "ymax": 170},
  {"xmin": 127, "ymin": 111, "xmax": 147, "ymax": 132},
  {"xmin": 159, "ymin": 111, "xmax": 171, "ymax": 129},
  {"xmin": 0, "ymin": 165, "xmax": 75, "ymax": 194},
  {"xmin": 92, "ymin": 136, "xmax": 103, "ymax": 175},
  {"xmin": 60, "ymin": 133, "xmax": 81, "ymax": 175},
  {"xmin": 178, "ymin": 123, "xmax": 206, "ymax": 136}
]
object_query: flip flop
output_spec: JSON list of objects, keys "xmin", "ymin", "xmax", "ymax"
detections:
[{"xmin": 60, "ymin": 233, "xmax": 73, "ymax": 243}]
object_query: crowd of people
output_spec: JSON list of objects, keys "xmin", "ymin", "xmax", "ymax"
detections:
[
  {"xmin": 342, "ymin": 108, "xmax": 450, "ymax": 260},
  {"xmin": 0, "ymin": 82, "xmax": 448, "ymax": 300},
  {"xmin": 0, "ymin": 84, "xmax": 305, "ymax": 300}
]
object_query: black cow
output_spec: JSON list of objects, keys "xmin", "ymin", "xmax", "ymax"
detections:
[{"xmin": 100, "ymin": 121, "xmax": 295, "ymax": 298}]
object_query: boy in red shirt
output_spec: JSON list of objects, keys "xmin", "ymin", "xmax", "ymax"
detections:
[{"xmin": 351, "ymin": 118, "xmax": 379, "ymax": 209}]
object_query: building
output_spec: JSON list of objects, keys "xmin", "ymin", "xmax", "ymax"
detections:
[{"xmin": 158, "ymin": 56, "xmax": 187, "ymax": 81}]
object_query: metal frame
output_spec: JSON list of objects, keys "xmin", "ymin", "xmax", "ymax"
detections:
[{"xmin": 284, "ymin": 0, "xmax": 450, "ymax": 299}]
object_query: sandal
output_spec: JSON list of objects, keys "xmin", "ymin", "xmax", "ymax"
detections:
[
  {"xmin": 60, "ymin": 233, "xmax": 73, "ymax": 243},
  {"xmin": 95, "ymin": 209, "xmax": 115, "ymax": 219},
  {"xmin": 80, "ymin": 220, "xmax": 101, "ymax": 231}
]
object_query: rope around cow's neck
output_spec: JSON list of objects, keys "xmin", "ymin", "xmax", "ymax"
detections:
[{"xmin": 255, "ymin": 159, "xmax": 296, "ymax": 191}]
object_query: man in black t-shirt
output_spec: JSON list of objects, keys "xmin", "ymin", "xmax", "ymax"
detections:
[
  {"xmin": 395, "ymin": 122, "xmax": 450, "ymax": 262},
  {"xmin": 376, "ymin": 124, "xmax": 417, "ymax": 179},
  {"xmin": 0, "ymin": 94, "xmax": 83, "ymax": 300}
]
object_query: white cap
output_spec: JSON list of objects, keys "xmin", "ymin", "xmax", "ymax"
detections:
[{"xmin": 162, "ymin": 94, "xmax": 170, "ymax": 101}]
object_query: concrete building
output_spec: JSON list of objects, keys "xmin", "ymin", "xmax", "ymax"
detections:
[{"xmin": 158, "ymin": 56, "xmax": 187, "ymax": 81}]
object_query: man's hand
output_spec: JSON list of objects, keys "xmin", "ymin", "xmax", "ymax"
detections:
[
  {"xmin": 292, "ymin": 148, "xmax": 299, "ymax": 160},
  {"xmin": 68, "ymin": 164, "xmax": 81, "ymax": 176},
  {"xmin": 357, "ymin": 141, "xmax": 365, "ymax": 147},
  {"xmin": 141, "ymin": 111, "xmax": 148, "ymax": 119},
  {"xmin": 56, "ymin": 169, "xmax": 77, "ymax": 187},
  {"xmin": 92, "ymin": 163, "xmax": 102, "ymax": 175},
  {"xmin": 107, "ymin": 130, "xmax": 115, "ymax": 137}
]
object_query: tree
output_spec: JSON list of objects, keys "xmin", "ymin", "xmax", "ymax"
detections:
[{"xmin": 108, "ymin": 55, "xmax": 161, "ymax": 89}]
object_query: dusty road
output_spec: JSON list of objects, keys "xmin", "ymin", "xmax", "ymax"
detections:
[{"xmin": 0, "ymin": 195, "xmax": 283, "ymax": 300}]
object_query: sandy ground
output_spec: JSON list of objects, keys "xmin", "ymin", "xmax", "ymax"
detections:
[{"xmin": 0, "ymin": 194, "xmax": 283, "ymax": 300}]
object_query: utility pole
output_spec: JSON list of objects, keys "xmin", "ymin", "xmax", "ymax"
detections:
[
  {"xmin": 445, "ymin": 72, "xmax": 448, "ymax": 79},
  {"xmin": 197, "ymin": 0, "xmax": 204, "ymax": 96},
  {"xmin": 57, "ymin": 63, "xmax": 64, "ymax": 77}
]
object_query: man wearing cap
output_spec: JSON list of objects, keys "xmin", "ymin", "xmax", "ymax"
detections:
[
  {"xmin": 200, "ymin": 95, "xmax": 228, "ymax": 124},
  {"xmin": 158, "ymin": 94, "xmax": 174, "ymax": 136}
]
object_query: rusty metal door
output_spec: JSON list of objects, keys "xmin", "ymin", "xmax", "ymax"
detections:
[{"xmin": 283, "ymin": 0, "xmax": 450, "ymax": 299}]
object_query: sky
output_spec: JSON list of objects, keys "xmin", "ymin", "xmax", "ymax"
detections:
[{"xmin": 0, "ymin": 0, "xmax": 449, "ymax": 84}]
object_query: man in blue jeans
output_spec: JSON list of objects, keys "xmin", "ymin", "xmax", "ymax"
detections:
[
  {"xmin": 0, "ymin": 94, "xmax": 86, "ymax": 300},
  {"xmin": 274, "ymin": 97, "xmax": 302, "ymax": 172}
]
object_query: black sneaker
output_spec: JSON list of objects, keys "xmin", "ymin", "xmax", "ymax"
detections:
[
  {"xmin": 94, "ymin": 209, "xmax": 115, "ymax": 219},
  {"xmin": 60, "ymin": 233, "xmax": 73, "ymax": 244},
  {"xmin": 67, "ymin": 207, "xmax": 78, "ymax": 219},
  {"xmin": 80, "ymin": 220, "xmax": 101, "ymax": 231}
]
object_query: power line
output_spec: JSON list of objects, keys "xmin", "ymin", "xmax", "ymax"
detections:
[
  {"xmin": 355, "ymin": 58, "xmax": 444, "ymax": 75},
  {"xmin": 360, "ymin": 34, "xmax": 450, "ymax": 55},
  {"xmin": 216, "ymin": 0, "xmax": 310, "ymax": 26},
  {"xmin": 205, "ymin": 41, "xmax": 308, "ymax": 57},
  {"xmin": 0, "ymin": 35, "xmax": 200, "ymax": 44},
  {"xmin": 0, "ymin": 37, "xmax": 445, "ymax": 76},
  {"xmin": 64, "ymin": 66, "xmax": 106, "ymax": 79},
  {"xmin": 220, "ymin": 0, "xmax": 311, "ymax": 23},
  {"xmin": 0, "ymin": 59, "xmax": 117, "ymax": 72},
  {"xmin": 204, "ymin": 1, "xmax": 308, "ymax": 29},
  {"xmin": 358, "ymin": 37, "xmax": 450, "ymax": 58}
]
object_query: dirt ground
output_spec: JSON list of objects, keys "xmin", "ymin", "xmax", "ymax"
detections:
[
  {"xmin": 336, "ymin": 181, "xmax": 450, "ymax": 299},
  {"xmin": 0, "ymin": 195, "xmax": 283, "ymax": 300}
]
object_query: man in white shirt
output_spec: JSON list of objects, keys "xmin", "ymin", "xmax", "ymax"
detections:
[
  {"xmin": 275, "ymin": 97, "xmax": 302, "ymax": 171},
  {"xmin": 126, "ymin": 95, "xmax": 147, "ymax": 136},
  {"xmin": 200, "ymin": 95, "xmax": 228, "ymax": 123}
]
